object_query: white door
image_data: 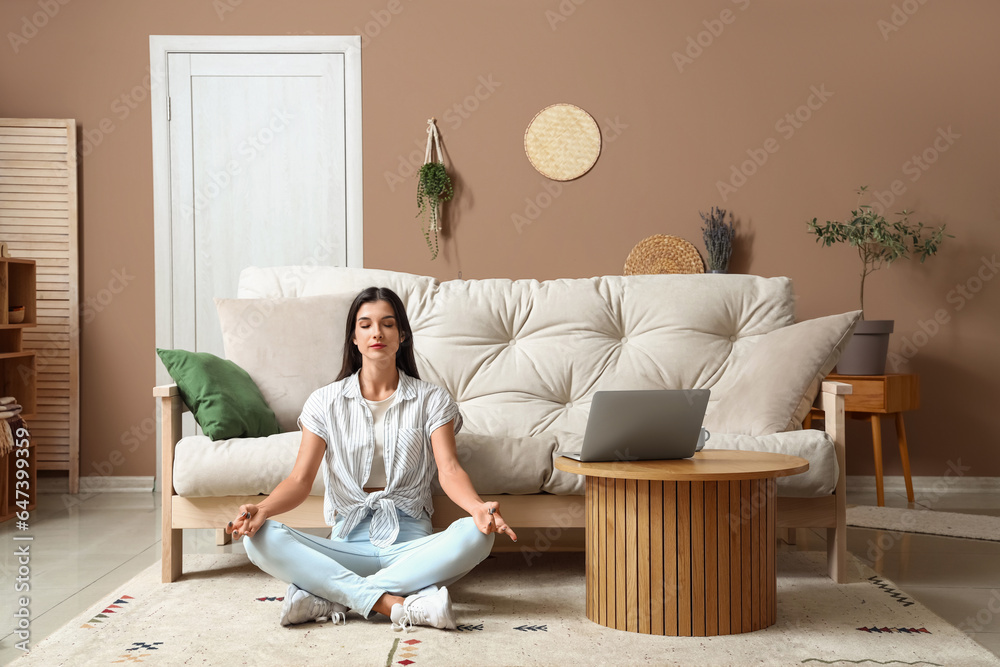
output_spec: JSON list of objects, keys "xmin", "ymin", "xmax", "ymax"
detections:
[
  {"xmin": 150, "ymin": 37, "xmax": 362, "ymax": 447},
  {"xmin": 153, "ymin": 37, "xmax": 362, "ymax": 359}
]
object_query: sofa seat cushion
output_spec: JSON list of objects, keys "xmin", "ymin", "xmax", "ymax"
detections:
[
  {"xmin": 173, "ymin": 428, "xmax": 835, "ymax": 500},
  {"xmin": 173, "ymin": 432, "xmax": 326, "ymax": 498},
  {"xmin": 542, "ymin": 431, "xmax": 836, "ymax": 498},
  {"xmin": 174, "ymin": 431, "xmax": 560, "ymax": 498},
  {"xmin": 706, "ymin": 430, "xmax": 839, "ymax": 498},
  {"xmin": 430, "ymin": 432, "xmax": 560, "ymax": 495}
]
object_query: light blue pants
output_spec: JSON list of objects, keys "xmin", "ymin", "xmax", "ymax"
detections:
[{"xmin": 243, "ymin": 510, "xmax": 495, "ymax": 619}]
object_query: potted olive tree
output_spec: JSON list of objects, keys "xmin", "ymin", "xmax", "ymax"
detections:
[{"xmin": 807, "ymin": 186, "xmax": 950, "ymax": 375}]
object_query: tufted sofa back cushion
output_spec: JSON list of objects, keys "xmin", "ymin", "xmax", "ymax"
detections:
[{"xmin": 237, "ymin": 266, "xmax": 796, "ymax": 438}]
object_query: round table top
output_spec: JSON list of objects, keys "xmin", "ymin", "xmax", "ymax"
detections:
[{"xmin": 554, "ymin": 449, "xmax": 809, "ymax": 482}]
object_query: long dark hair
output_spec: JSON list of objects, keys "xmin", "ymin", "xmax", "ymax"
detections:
[{"xmin": 336, "ymin": 287, "xmax": 420, "ymax": 381}]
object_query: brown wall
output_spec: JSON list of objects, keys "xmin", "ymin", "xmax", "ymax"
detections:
[{"xmin": 1, "ymin": 0, "xmax": 997, "ymax": 483}]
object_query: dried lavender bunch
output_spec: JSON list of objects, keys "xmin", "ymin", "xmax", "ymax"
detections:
[{"xmin": 700, "ymin": 207, "xmax": 735, "ymax": 272}]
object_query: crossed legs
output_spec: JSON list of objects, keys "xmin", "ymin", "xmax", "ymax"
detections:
[{"xmin": 243, "ymin": 516, "xmax": 494, "ymax": 620}]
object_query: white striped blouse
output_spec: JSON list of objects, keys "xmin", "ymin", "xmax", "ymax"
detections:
[{"xmin": 298, "ymin": 369, "xmax": 462, "ymax": 547}]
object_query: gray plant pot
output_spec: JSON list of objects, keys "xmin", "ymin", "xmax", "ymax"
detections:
[{"xmin": 835, "ymin": 319, "xmax": 894, "ymax": 375}]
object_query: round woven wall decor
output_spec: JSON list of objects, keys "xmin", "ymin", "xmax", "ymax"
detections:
[
  {"xmin": 524, "ymin": 103, "xmax": 602, "ymax": 181},
  {"xmin": 623, "ymin": 235, "xmax": 705, "ymax": 275}
]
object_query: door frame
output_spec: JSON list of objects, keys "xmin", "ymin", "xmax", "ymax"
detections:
[
  {"xmin": 150, "ymin": 34, "xmax": 362, "ymax": 356},
  {"xmin": 149, "ymin": 36, "xmax": 362, "ymax": 490}
]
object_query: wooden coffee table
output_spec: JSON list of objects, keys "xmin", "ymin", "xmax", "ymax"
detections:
[{"xmin": 555, "ymin": 450, "xmax": 808, "ymax": 636}]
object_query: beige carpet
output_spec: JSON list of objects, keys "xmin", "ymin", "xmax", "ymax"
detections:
[
  {"xmin": 11, "ymin": 550, "xmax": 999, "ymax": 666},
  {"xmin": 848, "ymin": 505, "xmax": 1000, "ymax": 542}
]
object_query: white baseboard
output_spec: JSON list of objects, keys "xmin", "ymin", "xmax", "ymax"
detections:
[
  {"xmin": 38, "ymin": 476, "xmax": 155, "ymax": 494},
  {"xmin": 847, "ymin": 475, "xmax": 1000, "ymax": 494}
]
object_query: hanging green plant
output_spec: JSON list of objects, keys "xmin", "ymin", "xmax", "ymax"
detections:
[
  {"xmin": 416, "ymin": 161, "xmax": 453, "ymax": 260},
  {"xmin": 416, "ymin": 119, "xmax": 454, "ymax": 260}
]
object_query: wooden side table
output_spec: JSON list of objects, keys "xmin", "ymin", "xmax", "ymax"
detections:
[
  {"xmin": 806, "ymin": 373, "xmax": 919, "ymax": 507},
  {"xmin": 554, "ymin": 450, "xmax": 808, "ymax": 636}
]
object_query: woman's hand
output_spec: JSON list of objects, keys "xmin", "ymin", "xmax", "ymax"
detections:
[
  {"xmin": 225, "ymin": 503, "xmax": 267, "ymax": 539},
  {"xmin": 430, "ymin": 421, "xmax": 517, "ymax": 542},
  {"xmin": 475, "ymin": 501, "xmax": 517, "ymax": 542}
]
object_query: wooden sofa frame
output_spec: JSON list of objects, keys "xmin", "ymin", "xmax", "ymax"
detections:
[{"xmin": 155, "ymin": 381, "xmax": 851, "ymax": 584}]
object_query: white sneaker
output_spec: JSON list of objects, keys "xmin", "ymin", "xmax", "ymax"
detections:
[
  {"xmin": 390, "ymin": 585, "xmax": 456, "ymax": 632},
  {"xmin": 280, "ymin": 583, "xmax": 348, "ymax": 627}
]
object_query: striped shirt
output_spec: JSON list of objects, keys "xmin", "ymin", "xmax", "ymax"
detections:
[{"xmin": 298, "ymin": 369, "xmax": 462, "ymax": 547}]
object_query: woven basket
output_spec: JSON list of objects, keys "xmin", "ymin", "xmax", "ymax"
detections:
[
  {"xmin": 524, "ymin": 103, "xmax": 601, "ymax": 181},
  {"xmin": 623, "ymin": 235, "xmax": 705, "ymax": 275}
]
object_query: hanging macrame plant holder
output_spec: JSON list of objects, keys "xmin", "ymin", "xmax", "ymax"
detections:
[{"xmin": 416, "ymin": 118, "xmax": 453, "ymax": 260}]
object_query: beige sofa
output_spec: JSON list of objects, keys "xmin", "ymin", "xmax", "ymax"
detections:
[{"xmin": 155, "ymin": 266, "xmax": 855, "ymax": 584}]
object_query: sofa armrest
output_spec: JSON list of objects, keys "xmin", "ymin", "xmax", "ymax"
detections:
[
  {"xmin": 820, "ymin": 380, "xmax": 851, "ymax": 583},
  {"xmin": 819, "ymin": 380, "xmax": 850, "ymax": 488},
  {"xmin": 819, "ymin": 381, "xmax": 851, "ymax": 448},
  {"xmin": 155, "ymin": 384, "xmax": 188, "ymax": 496},
  {"xmin": 155, "ymin": 383, "xmax": 189, "ymax": 581}
]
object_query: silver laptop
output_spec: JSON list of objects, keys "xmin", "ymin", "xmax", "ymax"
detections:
[{"xmin": 556, "ymin": 389, "xmax": 710, "ymax": 462}]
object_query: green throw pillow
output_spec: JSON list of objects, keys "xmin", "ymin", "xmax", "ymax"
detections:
[{"xmin": 156, "ymin": 348, "xmax": 281, "ymax": 440}]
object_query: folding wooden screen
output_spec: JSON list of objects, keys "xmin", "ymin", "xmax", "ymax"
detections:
[{"xmin": 0, "ymin": 119, "xmax": 80, "ymax": 493}]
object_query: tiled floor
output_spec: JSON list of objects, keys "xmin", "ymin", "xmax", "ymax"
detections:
[{"xmin": 1, "ymin": 486, "xmax": 999, "ymax": 663}]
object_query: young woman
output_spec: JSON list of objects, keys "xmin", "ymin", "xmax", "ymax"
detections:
[{"xmin": 226, "ymin": 286, "xmax": 517, "ymax": 631}]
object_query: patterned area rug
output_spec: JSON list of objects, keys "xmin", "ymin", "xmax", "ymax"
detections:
[
  {"xmin": 10, "ymin": 550, "xmax": 998, "ymax": 666},
  {"xmin": 848, "ymin": 506, "xmax": 1000, "ymax": 542}
]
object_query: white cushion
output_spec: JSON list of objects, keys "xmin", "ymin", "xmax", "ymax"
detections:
[
  {"xmin": 430, "ymin": 432, "xmax": 559, "ymax": 495},
  {"xmin": 176, "ymin": 431, "xmax": 557, "ymax": 497},
  {"xmin": 706, "ymin": 431, "xmax": 840, "ymax": 497},
  {"xmin": 215, "ymin": 293, "xmax": 356, "ymax": 433},
  {"xmin": 173, "ymin": 428, "xmax": 837, "ymax": 498},
  {"xmin": 703, "ymin": 311, "xmax": 861, "ymax": 436},
  {"xmin": 173, "ymin": 432, "xmax": 326, "ymax": 497}
]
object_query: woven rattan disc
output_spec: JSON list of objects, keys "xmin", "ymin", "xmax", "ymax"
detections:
[
  {"xmin": 623, "ymin": 235, "xmax": 705, "ymax": 275},
  {"xmin": 524, "ymin": 103, "xmax": 602, "ymax": 181}
]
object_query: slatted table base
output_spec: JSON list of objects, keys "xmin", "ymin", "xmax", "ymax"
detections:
[{"xmin": 585, "ymin": 476, "xmax": 777, "ymax": 635}]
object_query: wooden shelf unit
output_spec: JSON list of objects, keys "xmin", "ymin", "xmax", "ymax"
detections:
[
  {"xmin": 0, "ymin": 258, "xmax": 37, "ymax": 522},
  {"xmin": 0, "ymin": 118, "xmax": 80, "ymax": 494}
]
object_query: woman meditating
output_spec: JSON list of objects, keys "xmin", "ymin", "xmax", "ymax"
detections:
[{"xmin": 226, "ymin": 286, "xmax": 517, "ymax": 631}]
